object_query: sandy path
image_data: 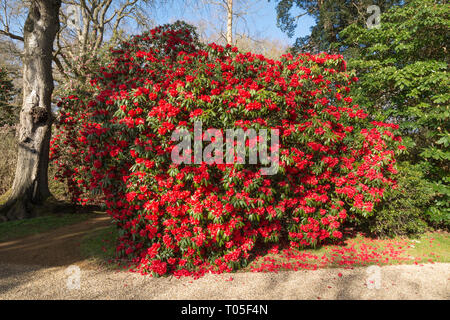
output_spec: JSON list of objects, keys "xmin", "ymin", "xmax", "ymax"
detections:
[
  {"xmin": 0, "ymin": 216, "xmax": 448, "ymax": 300},
  {"xmin": 0, "ymin": 262, "xmax": 448, "ymax": 300},
  {"xmin": 0, "ymin": 215, "xmax": 111, "ymax": 267}
]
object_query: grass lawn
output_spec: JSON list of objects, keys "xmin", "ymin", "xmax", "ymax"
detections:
[
  {"xmin": 79, "ymin": 222, "xmax": 450, "ymax": 273},
  {"xmin": 1, "ymin": 210, "xmax": 448, "ymax": 272},
  {"xmin": 242, "ymin": 231, "xmax": 450, "ymax": 272},
  {"xmin": 79, "ymin": 225, "xmax": 119, "ymax": 267}
]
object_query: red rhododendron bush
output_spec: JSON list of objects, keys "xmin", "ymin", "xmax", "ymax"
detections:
[{"xmin": 50, "ymin": 22, "xmax": 404, "ymax": 277}]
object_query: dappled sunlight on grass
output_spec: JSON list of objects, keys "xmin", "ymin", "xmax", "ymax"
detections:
[
  {"xmin": 0, "ymin": 212, "xmax": 97, "ymax": 242},
  {"xmin": 80, "ymin": 225, "xmax": 121, "ymax": 269},
  {"xmin": 90, "ymin": 228, "xmax": 449, "ymax": 278},
  {"xmin": 244, "ymin": 232, "xmax": 450, "ymax": 273},
  {"xmin": 1, "ymin": 210, "xmax": 447, "ymax": 277}
]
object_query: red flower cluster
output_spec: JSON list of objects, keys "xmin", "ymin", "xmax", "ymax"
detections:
[{"xmin": 50, "ymin": 22, "xmax": 404, "ymax": 277}]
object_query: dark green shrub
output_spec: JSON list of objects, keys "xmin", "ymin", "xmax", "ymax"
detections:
[{"xmin": 353, "ymin": 162, "xmax": 430, "ymax": 237}]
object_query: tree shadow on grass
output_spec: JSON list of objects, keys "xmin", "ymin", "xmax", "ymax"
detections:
[
  {"xmin": 0, "ymin": 214, "xmax": 111, "ymax": 267},
  {"xmin": 0, "ymin": 212, "xmax": 113, "ymax": 296}
]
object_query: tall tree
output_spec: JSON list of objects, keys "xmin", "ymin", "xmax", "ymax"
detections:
[
  {"xmin": 0, "ymin": 0, "xmax": 159, "ymax": 91},
  {"xmin": 226, "ymin": 0, "xmax": 233, "ymax": 44},
  {"xmin": 0, "ymin": 0, "xmax": 61, "ymax": 221},
  {"xmin": 54, "ymin": 0, "xmax": 156, "ymax": 80},
  {"xmin": 189, "ymin": 0, "xmax": 260, "ymax": 46},
  {"xmin": 340, "ymin": 0, "xmax": 449, "ymax": 226},
  {"xmin": 272, "ymin": 0, "xmax": 403, "ymax": 53},
  {"xmin": 0, "ymin": 0, "xmax": 170, "ymax": 221}
]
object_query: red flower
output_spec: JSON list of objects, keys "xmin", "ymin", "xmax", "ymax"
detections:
[
  {"xmin": 189, "ymin": 108, "xmax": 203, "ymax": 118},
  {"xmin": 52, "ymin": 24, "xmax": 401, "ymax": 278}
]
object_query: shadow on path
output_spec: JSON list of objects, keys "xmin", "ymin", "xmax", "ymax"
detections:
[{"xmin": 0, "ymin": 215, "xmax": 111, "ymax": 268}]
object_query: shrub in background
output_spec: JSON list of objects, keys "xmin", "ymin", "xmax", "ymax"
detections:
[
  {"xmin": 51, "ymin": 22, "xmax": 403, "ymax": 277},
  {"xmin": 0, "ymin": 126, "xmax": 16, "ymax": 198},
  {"xmin": 341, "ymin": 0, "xmax": 449, "ymax": 228},
  {"xmin": 351, "ymin": 162, "xmax": 430, "ymax": 237}
]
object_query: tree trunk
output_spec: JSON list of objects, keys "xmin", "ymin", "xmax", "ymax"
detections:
[
  {"xmin": 0, "ymin": 0, "xmax": 61, "ymax": 221},
  {"xmin": 226, "ymin": 0, "xmax": 233, "ymax": 45}
]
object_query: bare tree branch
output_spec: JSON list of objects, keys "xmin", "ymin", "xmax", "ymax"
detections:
[{"xmin": 0, "ymin": 29, "xmax": 23, "ymax": 41}]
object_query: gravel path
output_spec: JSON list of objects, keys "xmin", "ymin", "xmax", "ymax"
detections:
[
  {"xmin": 0, "ymin": 215, "xmax": 448, "ymax": 300},
  {"xmin": 0, "ymin": 215, "xmax": 111, "ymax": 267},
  {"xmin": 0, "ymin": 262, "xmax": 449, "ymax": 299}
]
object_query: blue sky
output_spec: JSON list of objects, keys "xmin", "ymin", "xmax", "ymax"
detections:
[
  {"xmin": 151, "ymin": 1, "xmax": 315, "ymax": 46},
  {"xmin": 3, "ymin": 1, "xmax": 315, "ymax": 48}
]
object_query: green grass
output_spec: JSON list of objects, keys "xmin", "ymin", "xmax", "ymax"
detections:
[
  {"xmin": 80, "ymin": 225, "xmax": 119, "ymax": 267},
  {"xmin": 0, "ymin": 212, "xmax": 95, "ymax": 242},
  {"xmin": 242, "ymin": 231, "xmax": 450, "ymax": 272},
  {"xmin": 76, "ymin": 228, "xmax": 450, "ymax": 274},
  {"xmin": 406, "ymin": 231, "xmax": 450, "ymax": 263},
  {"xmin": 1, "ymin": 207, "xmax": 448, "ymax": 272}
]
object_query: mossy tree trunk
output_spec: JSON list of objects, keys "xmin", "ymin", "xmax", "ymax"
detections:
[{"xmin": 0, "ymin": 0, "xmax": 61, "ymax": 221}]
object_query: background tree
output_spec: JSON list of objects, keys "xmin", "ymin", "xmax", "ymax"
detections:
[
  {"xmin": 226, "ymin": 0, "xmax": 233, "ymax": 44},
  {"xmin": 272, "ymin": 0, "xmax": 403, "ymax": 53},
  {"xmin": 340, "ymin": 0, "xmax": 449, "ymax": 228},
  {"xmin": 234, "ymin": 33, "xmax": 288, "ymax": 58},
  {"xmin": 193, "ymin": 20, "xmax": 288, "ymax": 58},
  {"xmin": 187, "ymin": 0, "xmax": 264, "ymax": 46},
  {"xmin": 54, "ymin": 1, "xmax": 157, "ymax": 80},
  {"xmin": 0, "ymin": 66, "xmax": 16, "ymax": 126},
  {"xmin": 0, "ymin": 2, "xmax": 26, "ymax": 125},
  {"xmin": 0, "ymin": 0, "xmax": 162, "ymax": 96},
  {"xmin": 0, "ymin": 0, "xmax": 61, "ymax": 221}
]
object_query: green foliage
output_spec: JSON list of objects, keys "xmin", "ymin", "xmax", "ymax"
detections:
[
  {"xmin": 0, "ymin": 67, "xmax": 16, "ymax": 126},
  {"xmin": 340, "ymin": 0, "xmax": 449, "ymax": 228},
  {"xmin": 273, "ymin": 0, "xmax": 403, "ymax": 53},
  {"xmin": 354, "ymin": 162, "xmax": 430, "ymax": 237},
  {"xmin": 52, "ymin": 21, "xmax": 404, "ymax": 275},
  {"xmin": 0, "ymin": 127, "xmax": 16, "ymax": 196},
  {"xmin": 80, "ymin": 225, "xmax": 118, "ymax": 266}
]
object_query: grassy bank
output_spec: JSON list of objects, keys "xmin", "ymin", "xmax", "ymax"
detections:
[
  {"xmin": 0, "ymin": 206, "xmax": 448, "ymax": 273},
  {"xmin": 77, "ymin": 222, "xmax": 450, "ymax": 273},
  {"xmin": 0, "ymin": 210, "xmax": 102, "ymax": 242}
]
